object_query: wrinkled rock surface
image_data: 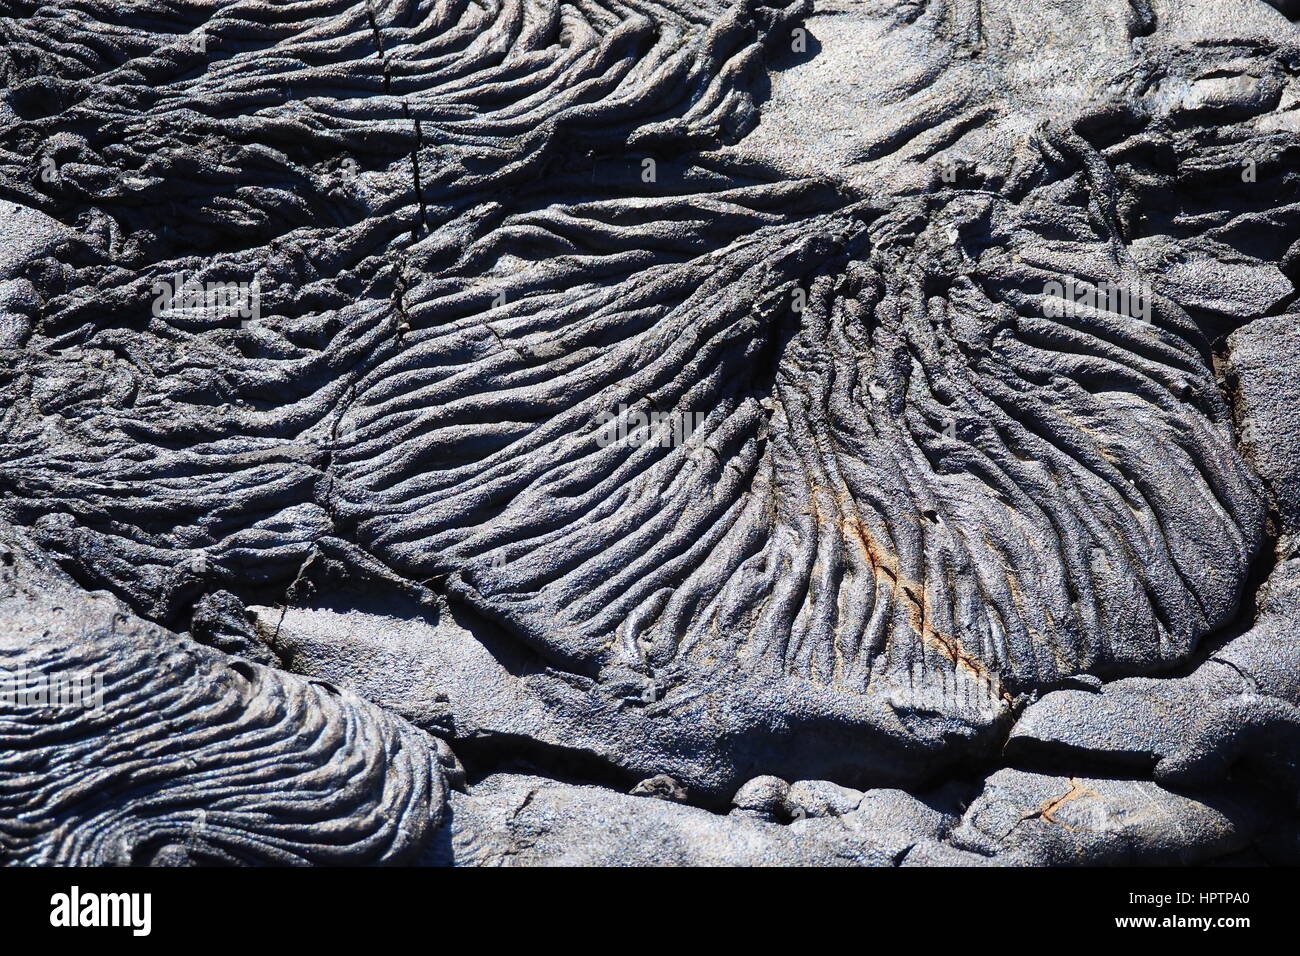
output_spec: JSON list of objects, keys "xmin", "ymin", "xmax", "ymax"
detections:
[{"xmin": 1, "ymin": 0, "xmax": 1298, "ymax": 865}]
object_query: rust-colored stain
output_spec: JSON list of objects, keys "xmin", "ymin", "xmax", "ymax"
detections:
[
  {"xmin": 838, "ymin": 508, "xmax": 1013, "ymax": 705},
  {"xmin": 1038, "ymin": 777, "xmax": 1100, "ymax": 826}
]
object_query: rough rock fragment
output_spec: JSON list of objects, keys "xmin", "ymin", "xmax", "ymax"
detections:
[
  {"xmin": 428, "ymin": 773, "xmax": 954, "ymax": 866},
  {"xmin": 946, "ymin": 769, "xmax": 1275, "ymax": 865}
]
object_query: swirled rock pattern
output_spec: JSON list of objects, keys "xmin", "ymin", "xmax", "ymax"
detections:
[
  {"xmin": 0, "ymin": 527, "xmax": 445, "ymax": 865},
  {"xmin": 1, "ymin": 0, "xmax": 1299, "ymax": 864}
]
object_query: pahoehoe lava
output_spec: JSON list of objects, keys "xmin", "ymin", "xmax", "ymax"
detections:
[{"xmin": 1, "ymin": 0, "xmax": 1298, "ymax": 865}]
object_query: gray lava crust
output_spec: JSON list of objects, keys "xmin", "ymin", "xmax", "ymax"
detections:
[{"xmin": 0, "ymin": 0, "xmax": 1298, "ymax": 865}]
